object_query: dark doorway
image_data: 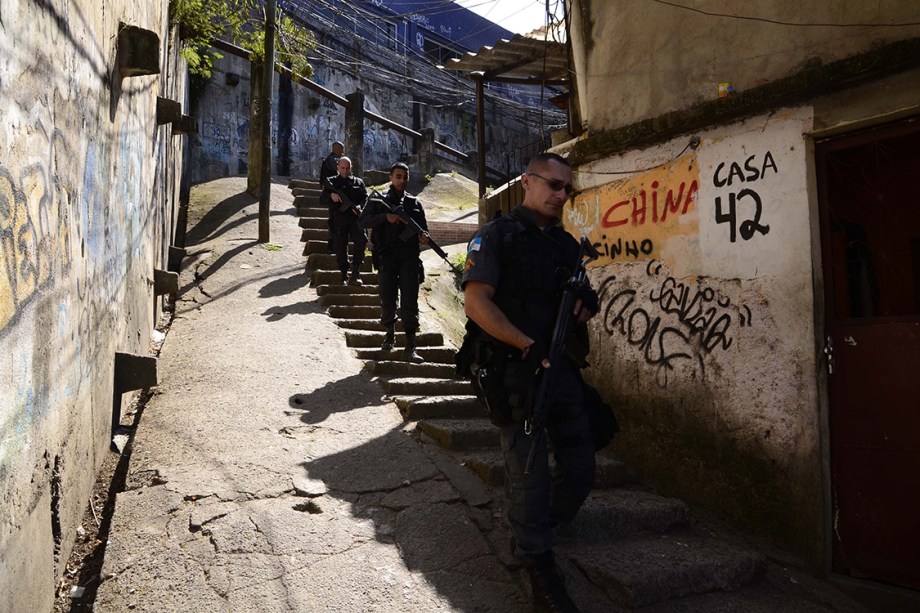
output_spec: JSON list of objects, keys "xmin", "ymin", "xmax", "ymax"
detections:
[{"xmin": 816, "ymin": 116, "xmax": 920, "ymax": 590}]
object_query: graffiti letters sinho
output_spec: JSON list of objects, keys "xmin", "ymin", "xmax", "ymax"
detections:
[
  {"xmin": 598, "ymin": 260, "xmax": 754, "ymax": 388},
  {"xmin": 712, "ymin": 151, "xmax": 776, "ymax": 243}
]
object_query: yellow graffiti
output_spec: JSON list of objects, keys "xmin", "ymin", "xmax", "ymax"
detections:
[
  {"xmin": 0, "ymin": 174, "xmax": 15, "ymax": 330},
  {"xmin": 565, "ymin": 152, "xmax": 700, "ymax": 267},
  {"xmin": 0, "ymin": 162, "xmax": 72, "ymax": 332}
]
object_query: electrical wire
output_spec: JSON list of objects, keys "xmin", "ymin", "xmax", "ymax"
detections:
[{"xmin": 281, "ymin": 0, "xmax": 565, "ymax": 125}]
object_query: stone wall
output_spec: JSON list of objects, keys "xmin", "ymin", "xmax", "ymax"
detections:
[
  {"xmin": 0, "ymin": 1, "xmax": 187, "ymax": 609},
  {"xmin": 190, "ymin": 51, "xmax": 546, "ymax": 186}
]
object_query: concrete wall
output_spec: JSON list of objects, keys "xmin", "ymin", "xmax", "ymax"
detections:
[
  {"xmin": 191, "ymin": 53, "xmax": 542, "ymax": 185},
  {"xmin": 563, "ymin": 1, "xmax": 920, "ymax": 567},
  {"xmin": 570, "ymin": 108, "xmax": 823, "ymax": 559},
  {"xmin": 0, "ymin": 1, "xmax": 186, "ymax": 609},
  {"xmin": 569, "ymin": 0, "xmax": 920, "ymax": 133}
]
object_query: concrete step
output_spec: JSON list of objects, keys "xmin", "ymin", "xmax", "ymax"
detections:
[
  {"xmin": 557, "ymin": 488, "xmax": 693, "ymax": 544},
  {"xmin": 394, "ymin": 395, "xmax": 484, "ymax": 420},
  {"xmin": 459, "ymin": 450, "xmax": 628, "ymax": 489},
  {"xmin": 355, "ymin": 346, "xmax": 456, "ymax": 363},
  {"xmin": 457, "ymin": 451, "xmax": 505, "ymax": 486},
  {"xmin": 294, "ymin": 196, "xmax": 321, "ymax": 208},
  {"xmin": 303, "ymin": 240, "xmax": 330, "ymax": 256},
  {"xmin": 311, "ymin": 270, "xmax": 377, "ymax": 286},
  {"xmin": 326, "ymin": 305, "xmax": 381, "ymax": 318},
  {"xmin": 417, "ymin": 418, "xmax": 496, "ymax": 451},
  {"xmin": 561, "ymin": 534, "xmax": 766, "ymax": 608},
  {"xmin": 369, "ymin": 360, "xmax": 456, "ymax": 378},
  {"xmin": 307, "ymin": 254, "xmax": 373, "ymax": 271},
  {"xmin": 382, "ymin": 377, "xmax": 471, "ymax": 396},
  {"xmin": 298, "ymin": 216, "xmax": 326, "ymax": 229},
  {"xmin": 296, "ymin": 204, "xmax": 326, "ymax": 216},
  {"xmin": 317, "ymin": 286, "xmax": 378, "ymax": 298},
  {"xmin": 288, "ymin": 178, "xmax": 319, "ymax": 189},
  {"xmin": 292, "ymin": 187, "xmax": 322, "ymax": 198},
  {"xmin": 320, "ymin": 294, "xmax": 381, "ymax": 307},
  {"xmin": 345, "ymin": 330, "xmax": 443, "ymax": 348},
  {"xmin": 300, "ymin": 228, "xmax": 329, "ymax": 242},
  {"xmin": 336, "ymin": 319, "xmax": 402, "ymax": 331}
]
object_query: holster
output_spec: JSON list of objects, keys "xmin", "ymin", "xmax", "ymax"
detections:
[{"xmin": 471, "ymin": 342, "xmax": 538, "ymax": 427}]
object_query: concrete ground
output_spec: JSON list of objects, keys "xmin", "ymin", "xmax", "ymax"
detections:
[
  {"xmin": 71, "ymin": 175, "xmax": 891, "ymax": 613},
  {"xmin": 90, "ymin": 177, "xmax": 527, "ymax": 612}
]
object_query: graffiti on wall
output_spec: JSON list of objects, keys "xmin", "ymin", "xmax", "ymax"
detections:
[
  {"xmin": 566, "ymin": 152, "xmax": 700, "ymax": 266},
  {"xmin": 0, "ymin": 131, "xmax": 73, "ymax": 333},
  {"xmin": 597, "ymin": 260, "xmax": 754, "ymax": 387}
]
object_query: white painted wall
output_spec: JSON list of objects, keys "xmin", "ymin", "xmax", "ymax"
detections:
[{"xmin": 563, "ymin": 109, "xmax": 825, "ymax": 554}]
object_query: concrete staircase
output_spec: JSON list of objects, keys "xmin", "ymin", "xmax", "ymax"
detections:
[{"xmin": 288, "ymin": 177, "xmax": 835, "ymax": 612}]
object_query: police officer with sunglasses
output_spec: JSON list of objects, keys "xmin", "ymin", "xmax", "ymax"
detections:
[{"xmin": 460, "ymin": 153, "xmax": 598, "ymax": 612}]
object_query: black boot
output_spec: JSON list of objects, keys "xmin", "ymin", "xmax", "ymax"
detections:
[
  {"xmin": 348, "ymin": 269, "xmax": 363, "ymax": 286},
  {"xmin": 403, "ymin": 331, "xmax": 424, "ymax": 364},
  {"xmin": 381, "ymin": 325, "xmax": 395, "ymax": 351},
  {"xmin": 340, "ymin": 270, "xmax": 348, "ymax": 285},
  {"xmin": 525, "ymin": 551, "xmax": 580, "ymax": 613}
]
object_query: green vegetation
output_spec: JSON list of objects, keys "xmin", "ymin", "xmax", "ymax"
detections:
[
  {"xmin": 449, "ymin": 251, "xmax": 467, "ymax": 275},
  {"xmin": 261, "ymin": 242, "xmax": 283, "ymax": 251},
  {"xmin": 168, "ymin": 0, "xmax": 315, "ymax": 77}
]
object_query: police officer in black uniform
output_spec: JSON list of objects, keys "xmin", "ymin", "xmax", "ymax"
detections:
[
  {"xmin": 461, "ymin": 153, "xmax": 598, "ymax": 613},
  {"xmin": 320, "ymin": 156, "xmax": 368, "ymax": 285},
  {"xmin": 359, "ymin": 162, "xmax": 429, "ymax": 364}
]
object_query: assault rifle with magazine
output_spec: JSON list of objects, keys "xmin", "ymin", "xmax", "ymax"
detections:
[
  {"xmin": 325, "ymin": 176, "xmax": 364, "ymax": 215},
  {"xmin": 367, "ymin": 189, "xmax": 461, "ymax": 274},
  {"xmin": 524, "ymin": 236, "xmax": 601, "ymax": 474}
]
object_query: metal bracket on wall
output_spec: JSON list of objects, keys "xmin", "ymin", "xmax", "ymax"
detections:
[{"xmin": 117, "ymin": 23, "xmax": 161, "ymax": 79}]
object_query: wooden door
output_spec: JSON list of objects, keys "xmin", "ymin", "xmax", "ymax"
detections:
[{"xmin": 816, "ymin": 117, "xmax": 920, "ymax": 589}]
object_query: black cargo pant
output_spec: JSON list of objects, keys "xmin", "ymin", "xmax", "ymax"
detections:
[
  {"xmin": 331, "ymin": 212, "xmax": 367, "ymax": 275},
  {"xmin": 377, "ymin": 249, "xmax": 421, "ymax": 332},
  {"xmin": 500, "ymin": 360, "xmax": 595, "ymax": 558}
]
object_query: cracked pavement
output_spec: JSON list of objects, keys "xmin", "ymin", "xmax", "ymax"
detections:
[{"xmin": 93, "ymin": 177, "xmax": 528, "ymax": 612}]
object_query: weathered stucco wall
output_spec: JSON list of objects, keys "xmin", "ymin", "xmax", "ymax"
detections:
[
  {"xmin": 192, "ymin": 53, "xmax": 540, "ymax": 185},
  {"xmin": 568, "ymin": 108, "xmax": 824, "ymax": 558},
  {"xmin": 0, "ymin": 1, "xmax": 186, "ymax": 609},
  {"xmin": 570, "ymin": 0, "xmax": 920, "ymax": 134}
]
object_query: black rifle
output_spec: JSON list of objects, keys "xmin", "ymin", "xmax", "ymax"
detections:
[
  {"xmin": 368, "ymin": 189, "xmax": 462, "ymax": 274},
  {"xmin": 524, "ymin": 236, "xmax": 600, "ymax": 475},
  {"xmin": 326, "ymin": 176, "xmax": 364, "ymax": 214}
]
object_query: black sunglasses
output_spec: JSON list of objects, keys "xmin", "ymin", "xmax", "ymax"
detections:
[{"xmin": 527, "ymin": 172, "xmax": 574, "ymax": 195}]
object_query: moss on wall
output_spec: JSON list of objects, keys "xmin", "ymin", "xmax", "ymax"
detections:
[{"xmin": 605, "ymin": 389, "xmax": 824, "ymax": 566}]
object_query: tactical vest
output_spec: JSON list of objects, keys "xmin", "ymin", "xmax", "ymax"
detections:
[{"xmin": 488, "ymin": 212, "xmax": 580, "ymax": 345}]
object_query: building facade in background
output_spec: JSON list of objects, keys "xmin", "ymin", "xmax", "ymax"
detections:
[
  {"xmin": 561, "ymin": 0, "xmax": 920, "ymax": 601},
  {"xmin": 191, "ymin": 0, "xmax": 565, "ymax": 185}
]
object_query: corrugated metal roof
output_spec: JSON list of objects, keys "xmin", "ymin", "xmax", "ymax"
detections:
[{"xmin": 446, "ymin": 22, "xmax": 569, "ymax": 83}]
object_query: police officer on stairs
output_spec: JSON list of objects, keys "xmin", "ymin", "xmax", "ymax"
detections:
[
  {"xmin": 461, "ymin": 153, "xmax": 598, "ymax": 613},
  {"xmin": 320, "ymin": 156, "xmax": 368, "ymax": 285},
  {"xmin": 359, "ymin": 162, "xmax": 429, "ymax": 364}
]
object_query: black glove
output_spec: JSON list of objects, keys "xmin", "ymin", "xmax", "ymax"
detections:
[
  {"xmin": 577, "ymin": 288, "xmax": 599, "ymax": 316},
  {"xmin": 521, "ymin": 339, "xmax": 549, "ymax": 370}
]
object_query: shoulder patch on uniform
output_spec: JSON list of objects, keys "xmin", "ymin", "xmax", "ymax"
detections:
[{"xmin": 468, "ymin": 236, "xmax": 482, "ymax": 253}]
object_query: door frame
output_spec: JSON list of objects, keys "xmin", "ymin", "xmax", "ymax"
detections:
[{"xmin": 810, "ymin": 114, "xmax": 920, "ymax": 607}]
